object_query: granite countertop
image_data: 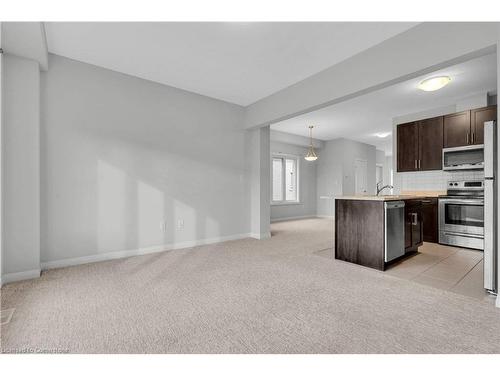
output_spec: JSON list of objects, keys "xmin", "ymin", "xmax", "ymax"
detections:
[
  {"xmin": 334, "ymin": 191, "xmax": 444, "ymax": 201},
  {"xmin": 334, "ymin": 195, "xmax": 419, "ymax": 201}
]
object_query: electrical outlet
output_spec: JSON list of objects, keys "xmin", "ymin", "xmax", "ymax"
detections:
[
  {"xmin": 160, "ymin": 221, "xmax": 167, "ymax": 232},
  {"xmin": 176, "ymin": 219, "xmax": 184, "ymax": 230}
]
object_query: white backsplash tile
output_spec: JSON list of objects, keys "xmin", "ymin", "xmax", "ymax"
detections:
[{"xmin": 394, "ymin": 170, "xmax": 484, "ymax": 193}]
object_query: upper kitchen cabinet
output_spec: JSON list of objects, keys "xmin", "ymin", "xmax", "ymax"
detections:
[
  {"xmin": 396, "ymin": 116, "xmax": 443, "ymax": 172},
  {"xmin": 471, "ymin": 105, "xmax": 497, "ymax": 145},
  {"xmin": 443, "ymin": 111, "xmax": 471, "ymax": 148},
  {"xmin": 418, "ymin": 116, "xmax": 443, "ymax": 171},
  {"xmin": 397, "ymin": 122, "xmax": 419, "ymax": 172},
  {"xmin": 443, "ymin": 106, "xmax": 497, "ymax": 148}
]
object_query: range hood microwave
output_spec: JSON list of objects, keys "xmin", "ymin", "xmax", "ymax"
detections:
[{"xmin": 442, "ymin": 144, "xmax": 484, "ymax": 171}]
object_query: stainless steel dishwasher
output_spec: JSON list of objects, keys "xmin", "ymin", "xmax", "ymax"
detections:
[{"xmin": 384, "ymin": 201, "xmax": 405, "ymax": 262}]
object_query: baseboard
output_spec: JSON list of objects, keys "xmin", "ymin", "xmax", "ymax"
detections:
[
  {"xmin": 271, "ymin": 215, "xmax": 317, "ymax": 223},
  {"xmin": 41, "ymin": 233, "xmax": 252, "ymax": 270},
  {"xmin": 2, "ymin": 269, "xmax": 41, "ymax": 284},
  {"xmin": 250, "ymin": 232, "xmax": 271, "ymax": 240},
  {"xmin": 316, "ymin": 215, "xmax": 334, "ymax": 219}
]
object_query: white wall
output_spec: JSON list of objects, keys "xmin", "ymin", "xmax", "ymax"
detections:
[
  {"xmin": 270, "ymin": 141, "xmax": 317, "ymax": 221},
  {"xmin": 316, "ymin": 139, "xmax": 343, "ymax": 217},
  {"xmin": 383, "ymin": 155, "xmax": 393, "ymax": 188},
  {"xmin": 270, "ymin": 129, "xmax": 324, "ymax": 149},
  {"xmin": 40, "ymin": 54, "xmax": 250, "ymax": 266},
  {"xmin": 341, "ymin": 139, "xmax": 377, "ymax": 196},
  {"xmin": 2, "ymin": 54, "xmax": 41, "ymax": 278},
  {"xmin": 455, "ymin": 92, "xmax": 488, "ymax": 112},
  {"xmin": 246, "ymin": 125, "xmax": 271, "ymax": 239},
  {"xmin": 376, "ymin": 150, "xmax": 385, "ymax": 165},
  {"xmin": 316, "ymin": 138, "xmax": 377, "ymax": 217}
]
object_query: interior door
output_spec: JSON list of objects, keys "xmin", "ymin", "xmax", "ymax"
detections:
[
  {"xmin": 471, "ymin": 106, "xmax": 496, "ymax": 145},
  {"xmin": 419, "ymin": 116, "xmax": 443, "ymax": 170},
  {"xmin": 443, "ymin": 111, "xmax": 471, "ymax": 148},
  {"xmin": 354, "ymin": 159, "xmax": 368, "ymax": 195}
]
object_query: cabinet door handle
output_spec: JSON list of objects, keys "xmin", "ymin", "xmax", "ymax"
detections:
[
  {"xmin": 418, "ymin": 159, "xmax": 421, "ymax": 169},
  {"xmin": 466, "ymin": 133, "xmax": 470, "ymax": 144},
  {"xmin": 414, "ymin": 160, "xmax": 417, "ymax": 169},
  {"xmin": 411, "ymin": 212, "xmax": 418, "ymax": 226},
  {"xmin": 472, "ymin": 133, "xmax": 475, "ymax": 144}
]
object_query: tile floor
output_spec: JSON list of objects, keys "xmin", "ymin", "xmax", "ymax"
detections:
[
  {"xmin": 386, "ymin": 242, "xmax": 496, "ymax": 302},
  {"xmin": 314, "ymin": 242, "xmax": 496, "ymax": 303}
]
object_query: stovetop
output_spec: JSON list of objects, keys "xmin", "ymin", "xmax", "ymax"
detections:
[{"xmin": 440, "ymin": 180, "xmax": 484, "ymax": 199}]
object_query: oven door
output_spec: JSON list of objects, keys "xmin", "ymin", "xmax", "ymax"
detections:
[{"xmin": 438, "ymin": 198, "xmax": 484, "ymax": 236}]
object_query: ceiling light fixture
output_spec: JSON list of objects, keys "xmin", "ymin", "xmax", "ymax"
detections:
[
  {"xmin": 375, "ymin": 132, "xmax": 391, "ymax": 138},
  {"xmin": 417, "ymin": 76, "xmax": 451, "ymax": 92},
  {"xmin": 304, "ymin": 125, "xmax": 318, "ymax": 161}
]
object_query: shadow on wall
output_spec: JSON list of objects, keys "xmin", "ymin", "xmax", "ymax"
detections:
[
  {"xmin": 40, "ymin": 54, "xmax": 249, "ymax": 264},
  {"xmin": 96, "ymin": 158, "xmax": 221, "ymax": 255},
  {"xmin": 41, "ymin": 120, "xmax": 247, "ymax": 263}
]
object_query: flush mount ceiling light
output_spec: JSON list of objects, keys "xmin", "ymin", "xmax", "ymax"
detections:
[
  {"xmin": 375, "ymin": 132, "xmax": 391, "ymax": 138},
  {"xmin": 417, "ymin": 76, "xmax": 451, "ymax": 92},
  {"xmin": 304, "ymin": 125, "xmax": 318, "ymax": 161}
]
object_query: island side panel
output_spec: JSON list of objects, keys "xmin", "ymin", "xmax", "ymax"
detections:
[{"xmin": 335, "ymin": 199, "xmax": 385, "ymax": 271}]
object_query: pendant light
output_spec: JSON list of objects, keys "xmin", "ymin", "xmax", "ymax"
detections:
[{"xmin": 304, "ymin": 125, "xmax": 318, "ymax": 161}]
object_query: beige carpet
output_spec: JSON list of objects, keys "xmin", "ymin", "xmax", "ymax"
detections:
[{"xmin": 1, "ymin": 218, "xmax": 500, "ymax": 354}]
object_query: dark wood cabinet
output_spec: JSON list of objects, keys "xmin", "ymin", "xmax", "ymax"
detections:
[
  {"xmin": 397, "ymin": 122, "xmax": 419, "ymax": 172},
  {"xmin": 443, "ymin": 111, "xmax": 471, "ymax": 148},
  {"xmin": 397, "ymin": 106, "xmax": 497, "ymax": 173},
  {"xmin": 404, "ymin": 200, "xmax": 423, "ymax": 252},
  {"xmin": 471, "ymin": 105, "xmax": 497, "ymax": 145},
  {"xmin": 443, "ymin": 106, "xmax": 497, "ymax": 148},
  {"xmin": 405, "ymin": 198, "xmax": 438, "ymax": 246},
  {"xmin": 335, "ymin": 200, "xmax": 385, "ymax": 271},
  {"xmin": 397, "ymin": 117, "xmax": 443, "ymax": 172},
  {"xmin": 418, "ymin": 117, "xmax": 443, "ymax": 171},
  {"xmin": 421, "ymin": 198, "xmax": 438, "ymax": 243},
  {"xmin": 335, "ymin": 198, "xmax": 429, "ymax": 271}
]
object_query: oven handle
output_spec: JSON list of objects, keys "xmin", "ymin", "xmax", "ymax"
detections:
[
  {"xmin": 443, "ymin": 232, "xmax": 484, "ymax": 239},
  {"xmin": 439, "ymin": 199, "xmax": 484, "ymax": 205}
]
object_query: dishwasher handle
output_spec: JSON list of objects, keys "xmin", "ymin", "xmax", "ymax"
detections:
[{"xmin": 384, "ymin": 201, "xmax": 405, "ymax": 209}]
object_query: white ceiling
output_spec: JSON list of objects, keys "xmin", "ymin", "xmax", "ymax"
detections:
[
  {"xmin": 44, "ymin": 22, "xmax": 417, "ymax": 106},
  {"xmin": 271, "ymin": 53, "xmax": 498, "ymax": 154}
]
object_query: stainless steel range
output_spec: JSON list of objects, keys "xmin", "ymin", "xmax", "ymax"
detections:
[{"xmin": 438, "ymin": 180, "xmax": 484, "ymax": 250}]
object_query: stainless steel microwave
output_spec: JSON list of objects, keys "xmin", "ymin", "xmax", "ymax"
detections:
[{"xmin": 442, "ymin": 144, "xmax": 484, "ymax": 171}]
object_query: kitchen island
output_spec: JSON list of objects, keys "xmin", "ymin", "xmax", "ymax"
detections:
[{"xmin": 335, "ymin": 195, "xmax": 436, "ymax": 271}]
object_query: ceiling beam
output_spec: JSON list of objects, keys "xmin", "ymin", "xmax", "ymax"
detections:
[
  {"xmin": 1, "ymin": 22, "xmax": 48, "ymax": 71},
  {"xmin": 244, "ymin": 22, "xmax": 499, "ymax": 129}
]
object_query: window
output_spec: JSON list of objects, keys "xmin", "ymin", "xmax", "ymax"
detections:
[{"xmin": 272, "ymin": 155, "xmax": 299, "ymax": 204}]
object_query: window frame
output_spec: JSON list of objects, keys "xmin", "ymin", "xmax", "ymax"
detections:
[{"xmin": 271, "ymin": 154, "xmax": 300, "ymax": 205}]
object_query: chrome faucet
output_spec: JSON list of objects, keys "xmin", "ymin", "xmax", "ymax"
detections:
[{"xmin": 376, "ymin": 182, "xmax": 394, "ymax": 196}]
